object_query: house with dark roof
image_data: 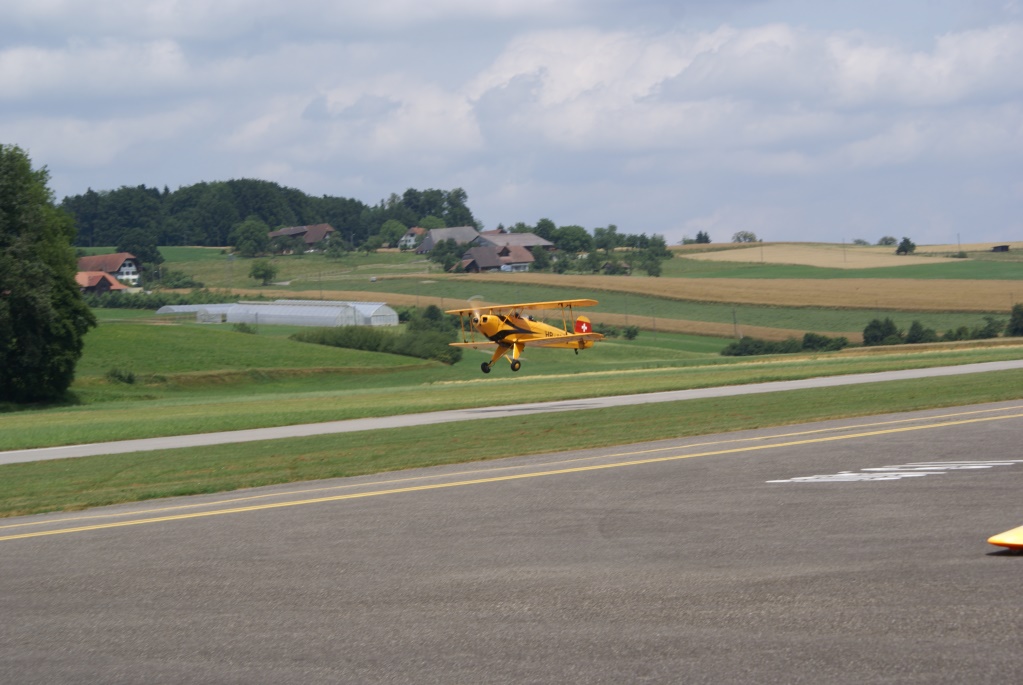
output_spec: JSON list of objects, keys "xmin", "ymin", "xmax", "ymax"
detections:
[
  {"xmin": 474, "ymin": 231, "xmax": 554, "ymax": 252},
  {"xmin": 76, "ymin": 252, "xmax": 141, "ymax": 285},
  {"xmin": 459, "ymin": 244, "xmax": 535, "ymax": 273},
  {"xmin": 459, "ymin": 246, "xmax": 503, "ymax": 272},
  {"xmin": 415, "ymin": 226, "xmax": 481, "ymax": 253},
  {"xmin": 267, "ymin": 224, "xmax": 336, "ymax": 251},
  {"xmin": 75, "ymin": 272, "xmax": 129, "ymax": 294}
]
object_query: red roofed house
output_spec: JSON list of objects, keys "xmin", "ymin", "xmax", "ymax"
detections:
[
  {"xmin": 398, "ymin": 226, "xmax": 427, "ymax": 250},
  {"xmin": 75, "ymin": 272, "xmax": 129, "ymax": 294},
  {"xmin": 76, "ymin": 252, "xmax": 141, "ymax": 285}
]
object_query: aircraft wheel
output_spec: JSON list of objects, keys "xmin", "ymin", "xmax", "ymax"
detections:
[
  {"xmin": 481, "ymin": 362, "xmax": 491, "ymax": 374},
  {"xmin": 510, "ymin": 360, "xmax": 521, "ymax": 372}
]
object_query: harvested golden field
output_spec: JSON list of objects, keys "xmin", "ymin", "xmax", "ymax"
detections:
[
  {"xmin": 917, "ymin": 242, "xmax": 1023, "ymax": 254},
  {"xmin": 685, "ymin": 244, "xmax": 956, "ymax": 269},
  {"xmin": 456, "ymin": 273, "xmax": 1019, "ymax": 312}
]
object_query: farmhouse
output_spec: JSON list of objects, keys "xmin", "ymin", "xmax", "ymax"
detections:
[
  {"xmin": 76, "ymin": 252, "xmax": 141, "ymax": 285},
  {"xmin": 75, "ymin": 271, "xmax": 129, "ymax": 294},
  {"xmin": 398, "ymin": 226, "xmax": 427, "ymax": 250},
  {"xmin": 459, "ymin": 245, "xmax": 535, "ymax": 273},
  {"xmin": 267, "ymin": 224, "xmax": 336, "ymax": 250},
  {"xmin": 415, "ymin": 226, "xmax": 480, "ymax": 253}
]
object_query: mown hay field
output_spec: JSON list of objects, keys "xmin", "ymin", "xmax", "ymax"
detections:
[
  {"xmin": 453, "ymin": 273, "xmax": 1022, "ymax": 312},
  {"xmin": 684, "ymin": 244, "xmax": 957, "ymax": 269}
]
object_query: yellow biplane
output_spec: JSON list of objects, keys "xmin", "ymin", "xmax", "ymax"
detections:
[{"xmin": 446, "ymin": 299, "xmax": 604, "ymax": 374}]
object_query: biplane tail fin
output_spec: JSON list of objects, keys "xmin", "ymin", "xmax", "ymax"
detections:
[{"xmin": 574, "ymin": 315, "xmax": 593, "ymax": 334}]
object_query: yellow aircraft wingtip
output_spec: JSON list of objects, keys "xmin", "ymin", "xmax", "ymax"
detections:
[{"xmin": 987, "ymin": 525, "xmax": 1023, "ymax": 550}]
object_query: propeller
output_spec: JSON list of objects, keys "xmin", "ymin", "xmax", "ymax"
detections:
[{"xmin": 467, "ymin": 295, "xmax": 486, "ymax": 331}]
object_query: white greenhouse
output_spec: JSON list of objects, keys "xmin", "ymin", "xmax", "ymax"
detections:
[{"xmin": 156, "ymin": 301, "xmax": 398, "ymax": 327}]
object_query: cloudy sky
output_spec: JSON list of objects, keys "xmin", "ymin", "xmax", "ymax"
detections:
[{"xmin": 2, "ymin": 0, "xmax": 1021, "ymax": 245}]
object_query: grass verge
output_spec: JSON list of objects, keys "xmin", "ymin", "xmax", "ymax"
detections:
[
  {"xmin": 3, "ymin": 369, "xmax": 1023, "ymax": 518},
  {"xmin": 4, "ymin": 345, "xmax": 1023, "ymax": 450}
]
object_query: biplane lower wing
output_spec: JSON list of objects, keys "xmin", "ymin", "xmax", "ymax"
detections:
[
  {"xmin": 449, "ymin": 341, "xmax": 498, "ymax": 349},
  {"xmin": 522, "ymin": 332, "xmax": 603, "ymax": 347}
]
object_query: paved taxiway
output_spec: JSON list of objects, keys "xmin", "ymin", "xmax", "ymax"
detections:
[
  {"xmin": 4, "ymin": 358, "xmax": 1023, "ymax": 465},
  {"xmin": 2, "ymin": 401, "xmax": 1022, "ymax": 683}
]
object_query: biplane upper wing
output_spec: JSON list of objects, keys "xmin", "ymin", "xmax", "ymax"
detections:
[{"xmin": 445, "ymin": 299, "xmax": 598, "ymax": 315}]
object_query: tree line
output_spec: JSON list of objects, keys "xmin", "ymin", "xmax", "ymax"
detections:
[
  {"xmin": 60, "ymin": 180, "xmax": 478, "ymax": 252},
  {"xmin": 60, "ymin": 179, "xmax": 676, "ymax": 275},
  {"xmin": 722, "ymin": 307, "xmax": 1023, "ymax": 357}
]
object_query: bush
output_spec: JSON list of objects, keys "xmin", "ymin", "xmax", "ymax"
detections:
[
  {"xmin": 863, "ymin": 318, "xmax": 901, "ymax": 346},
  {"xmin": 1007, "ymin": 304, "xmax": 1023, "ymax": 337},
  {"xmin": 802, "ymin": 332, "xmax": 849, "ymax": 352},
  {"xmin": 156, "ymin": 270, "xmax": 204, "ymax": 289},
  {"xmin": 942, "ymin": 326, "xmax": 971, "ymax": 342},
  {"xmin": 722, "ymin": 332, "xmax": 848, "ymax": 357},
  {"xmin": 105, "ymin": 368, "xmax": 136, "ymax": 384},
  {"xmin": 895, "ymin": 237, "xmax": 916, "ymax": 255},
  {"xmin": 905, "ymin": 321, "xmax": 938, "ymax": 344},
  {"xmin": 83, "ymin": 289, "xmax": 244, "ymax": 310},
  {"xmin": 291, "ymin": 325, "xmax": 462, "ymax": 365},
  {"xmin": 971, "ymin": 316, "xmax": 1004, "ymax": 340}
]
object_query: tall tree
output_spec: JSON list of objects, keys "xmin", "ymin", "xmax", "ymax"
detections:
[
  {"xmin": 443, "ymin": 188, "xmax": 476, "ymax": 227},
  {"xmin": 594, "ymin": 225, "xmax": 622, "ymax": 254},
  {"xmin": 230, "ymin": 215, "xmax": 271, "ymax": 257},
  {"xmin": 533, "ymin": 218, "xmax": 556, "ymax": 241},
  {"xmin": 552, "ymin": 225, "xmax": 593, "ymax": 254},
  {"xmin": 1007, "ymin": 304, "xmax": 1023, "ymax": 337},
  {"xmin": 896, "ymin": 237, "xmax": 916, "ymax": 255},
  {"xmin": 0, "ymin": 145, "xmax": 96, "ymax": 402},
  {"xmin": 117, "ymin": 226, "xmax": 164, "ymax": 268}
]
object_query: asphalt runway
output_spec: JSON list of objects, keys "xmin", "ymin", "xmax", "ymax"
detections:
[{"xmin": 2, "ymin": 401, "xmax": 1023, "ymax": 683}]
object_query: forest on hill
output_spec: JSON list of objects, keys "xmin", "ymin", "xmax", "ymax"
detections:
[
  {"xmin": 60, "ymin": 180, "xmax": 477, "ymax": 249},
  {"xmin": 60, "ymin": 179, "xmax": 676, "ymax": 275}
]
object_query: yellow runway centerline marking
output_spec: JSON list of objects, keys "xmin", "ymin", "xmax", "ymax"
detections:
[{"xmin": 4, "ymin": 407, "xmax": 1023, "ymax": 543}]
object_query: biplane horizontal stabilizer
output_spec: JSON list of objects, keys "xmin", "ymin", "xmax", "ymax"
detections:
[{"xmin": 988, "ymin": 524, "xmax": 1023, "ymax": 550}]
